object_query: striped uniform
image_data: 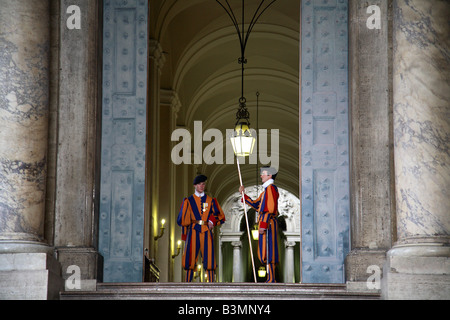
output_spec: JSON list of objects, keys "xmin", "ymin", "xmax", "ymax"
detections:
[
  {"xmin": 243, "ymin": 183, "xmax": 279, "ymax": 283},
  {"xmin": 177, "ymin": 194, "xmax": 225, "ymax": 282}
]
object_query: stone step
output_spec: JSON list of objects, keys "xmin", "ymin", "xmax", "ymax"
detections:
[{"xmin": 60, "ymin": 282, "xmax": 380, "ymax": 300}]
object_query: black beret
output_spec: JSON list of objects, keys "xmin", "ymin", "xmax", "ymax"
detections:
[{"xmin": 193, "ymin": 175, "xmax": 207, "ymax": 185}]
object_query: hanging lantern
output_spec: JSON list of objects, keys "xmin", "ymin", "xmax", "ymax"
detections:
[
  {"xmin": 217, "ymin": 0, "xmax": 277, "ymax": 283},
  {"xmin": 230, "ymin": 121, "xmax": 256, "ymax": 157}
]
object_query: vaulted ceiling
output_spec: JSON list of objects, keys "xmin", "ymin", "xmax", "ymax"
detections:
[{"xmin": 150, "ymin": 0, "xmax": 300, "ymax": 202}]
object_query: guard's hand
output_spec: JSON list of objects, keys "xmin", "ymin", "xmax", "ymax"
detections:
[
  {"xmin": 208, "ymin": 221, "xmax": 214, "ymax": 230},
  {"xmin": 259, "ymin": 228, "xmax": 266, "ymax": 235},
  {"xmin": 239, "ymin": 186, "xmax": 245, "ymax": 194}
]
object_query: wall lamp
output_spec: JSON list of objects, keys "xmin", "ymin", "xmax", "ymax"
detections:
[
  {"xmin": 154, "ymin": 219, "xmax": 166, "ymax": 241},
  {"xmin": 194, "ymin": 264, "xmax": 202, "ymax": 281},
  {"xmin": 172, "ymin": 240, "xmax": 182, "ymax": 259}
]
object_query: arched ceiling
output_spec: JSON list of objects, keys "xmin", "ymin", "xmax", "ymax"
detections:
[{"xmin": 151, "ymin": 0, "xmax": 300, "ymax": 202}]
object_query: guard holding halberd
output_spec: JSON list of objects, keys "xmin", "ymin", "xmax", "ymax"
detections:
[{"xmin": 239, "ymin": 167, "xmax": 280, "ymax": 283}]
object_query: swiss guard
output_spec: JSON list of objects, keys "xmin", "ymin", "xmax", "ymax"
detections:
[
  {"xmin": 239, "ymin": 167, "xmax": 280, "ymax": 283},
  {"xmin": 177, "ymin": 175, "xmax": 226, "ymax": 282}
]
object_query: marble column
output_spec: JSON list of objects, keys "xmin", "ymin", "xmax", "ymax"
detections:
[
  {"xmin": 284, "ymin": 241, "xmax": 296, "ymax": 283},
  {"xmin": 0, "ymin": 0, "xmax": 51, "ymax": 254},
  {"xmin": 383, "ymin": 0, "xmax": 450, "ymax": 300},
  {"xmin": 0, "ymin": 0, "xmax": 63, "ymax": 300},
  {"xmin": 232, "ymin": 241, "xmax": 242, "ymax": 282}
]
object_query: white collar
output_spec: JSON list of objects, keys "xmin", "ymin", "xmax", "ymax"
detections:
[
  {"xmin": 262, "ymin": 179, "xmax": 274, "ymax": 189},
  {"xmin": 195, "ymin": 191, "xmax": 205, "ymax": 198}
]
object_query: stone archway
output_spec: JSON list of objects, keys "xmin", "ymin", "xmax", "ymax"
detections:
[{"xmin": 219, "ymin": 186, "xmax": 301, "ymax": 283}]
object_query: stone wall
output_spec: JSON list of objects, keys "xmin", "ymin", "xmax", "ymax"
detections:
[
  {"xmin": 346, "ymin": 0, "xmax": 396, "ymax": 286},
  {"xmin": 51, "ymin": 0, "xmax": 103, "ymax": 288}
]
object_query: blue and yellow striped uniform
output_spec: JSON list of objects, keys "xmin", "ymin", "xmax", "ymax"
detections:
[
  {"xmin": 243, "ymin": 183, "xmax": 279, "ymax": 283},
  {"xmin": 177, "ymin": 194, "xmax": 225, "ymax": 282}
]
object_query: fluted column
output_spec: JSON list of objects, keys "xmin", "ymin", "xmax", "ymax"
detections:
[
  {"xmin": 145, "ymin": 39, "xmax": 166, "ymax": 264},
  {"xmin": 383, "ymin": 0, "xmax": 450, "ymax": 300},
  {"xmin": 161, "ymin": 89, "xmax": 182, "ymax": 282},
  {"xmin": 0, "ymin": 0, "xmax": 51, "ymax": 254}
]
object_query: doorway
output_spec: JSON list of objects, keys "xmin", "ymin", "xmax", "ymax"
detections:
[{"xmin": 98, "ymin": 0, "xmax": 349, "ymax": 284}]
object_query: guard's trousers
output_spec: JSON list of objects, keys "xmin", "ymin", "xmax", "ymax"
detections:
[
  {"xmin": 258, "ymin": 217, "xmax": 279, "ymax": 283},
  {"xmin": 183, "ymin": 228, "xmax": 216, "ymax": 282}
]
